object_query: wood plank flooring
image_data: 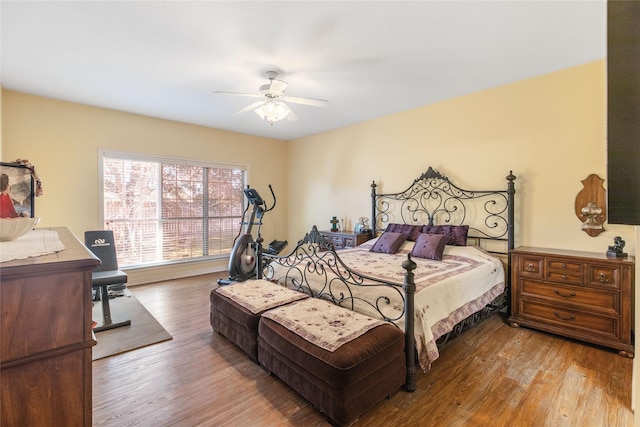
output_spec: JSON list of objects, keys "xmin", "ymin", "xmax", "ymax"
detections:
[{"xmin": 92, "ymin": 273, "xmax": 634, "ymax": 427}]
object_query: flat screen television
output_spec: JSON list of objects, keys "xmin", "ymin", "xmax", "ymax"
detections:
[{"xmin": 607, "ymin": 1, "xmax": 640, "ymax": 225}]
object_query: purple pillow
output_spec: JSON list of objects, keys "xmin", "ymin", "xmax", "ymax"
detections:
[
  {"xmin": 385, "ymin": 223, "xmax": 423, "ymax": 241},
  {"xmin": 411, "ymin": 233, "xmax": 450, "ymax": 261},
  {"xmin": 421, "ymin": 225, "xmax": 469, "ymax": 246},
  {"xmin": 370, "ymin": 232, "xmax": 408, "ymax": 254}
]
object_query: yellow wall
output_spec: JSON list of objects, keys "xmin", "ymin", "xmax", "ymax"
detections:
[
  {"xmin": 1, "ymin": 60, "xmax": 637, "ymax": 273},
  {"xmin": 1, "ymin": 90, "xmax": 288, "ymax": 283},
  {"xmin": 288, "ymin": 60, "xmax": 636, "ymax": 256}
]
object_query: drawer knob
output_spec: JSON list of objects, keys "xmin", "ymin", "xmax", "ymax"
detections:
[
  {"xmin": 526, "ymin": 264, "xmax": 536, "ymax": 272},
  {"xmin": 553, "ymin": 289, "xmax": 576, "ymax": 298},
  {"xmin": 553, "ymin": 312, "xmax": 576, "ymax": 321},
  {"xmin": 562, "ymin": 263, "xmax": 567, "ymax": 269},
  {"xmin": 597, "ymin": 273, "xmax": 609, "ymax": 283}
]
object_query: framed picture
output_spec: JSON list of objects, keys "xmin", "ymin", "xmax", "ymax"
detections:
[{"xmin": 0, "ymin": 162, "xmax": 35, "ymax": 218}]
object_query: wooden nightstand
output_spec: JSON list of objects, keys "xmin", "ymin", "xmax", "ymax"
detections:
[
  {"xmin": 508, "ymin": 246, "xmax": 635, "ymax": 357},
  {"xmin": 319, "ymin": 230, "xmax": 373, "ymax": 249}
]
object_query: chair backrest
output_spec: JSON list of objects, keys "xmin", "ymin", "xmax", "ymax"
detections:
[{"xmin": 85, "ymin": 230, "xmax": 120, "ymax": 272}]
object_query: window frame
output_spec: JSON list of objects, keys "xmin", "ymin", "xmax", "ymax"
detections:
[{"xmin": 98, "ymin": 149, "xmax": 248, "ymax": 268}]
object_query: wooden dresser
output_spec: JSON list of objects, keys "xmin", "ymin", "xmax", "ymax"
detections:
[
  {"xmin": 319, "ymin": 230, "xmax": 373, "ymax": 249},
  {"xmin": 508, "ymin": 246, "xmax": 634, "ymax": 357},
  {"xmin": 1, "ymin": 227, "xmax": 99, "ymax": 426}
]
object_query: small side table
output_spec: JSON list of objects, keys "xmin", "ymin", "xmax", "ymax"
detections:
[{"xmin": 319, "ymin": 230, "xmax": 373, "ymax": 249}]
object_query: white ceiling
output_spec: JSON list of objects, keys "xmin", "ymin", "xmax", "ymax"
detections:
[{"xmin": 0, "ymin": 1, "xmax": 606, "ymax": 141}]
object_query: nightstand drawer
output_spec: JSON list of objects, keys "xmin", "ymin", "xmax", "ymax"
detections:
[
  {"xmin": 519, "ymin": 300, "xmax": 619, "ymax": 339},
  {"xmin": 520, "ymin": 279, "xmax": 618, "ymax": 314}
]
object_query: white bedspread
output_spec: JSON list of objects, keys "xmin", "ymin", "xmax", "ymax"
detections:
[{"xmin": 269, "ymin": 238, "xmax": 505, "ymax": 371}]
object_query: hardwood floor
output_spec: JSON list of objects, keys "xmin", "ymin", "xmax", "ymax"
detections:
[{"xmin": 93, "ymin": 273, "xmax": 634, "ymax": 426}]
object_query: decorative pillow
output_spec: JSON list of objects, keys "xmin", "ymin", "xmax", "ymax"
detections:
[
  {"xmin": 411, "ymin": 233, "xmax": 450, "ymax": 261},
  {"xmin": 421, "ymin": 224, "xmax": 469, "ymax": 246},
  {"xmin": 370, "ymin": 231, "xmax": 408, "ymax": 254},
  {"xmin": 385, "ymin": 223, "xmax": 423, "ymax": 241}
]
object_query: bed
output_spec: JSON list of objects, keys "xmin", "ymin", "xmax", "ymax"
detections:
[{"xmin": 256, "ymin": 166, "xmax": 516, "ymax": 392}]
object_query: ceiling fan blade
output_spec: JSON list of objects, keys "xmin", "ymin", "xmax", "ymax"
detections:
[
  {"xmin": 269, "ymin": 78, "xmax": 288, "ymax": 95},
  {"xmin": 286, "ymin": 107, "xmax": 299, "ymax": 121},
  {"xmin": 234, "ymin": 101, "xmax": 266, "ymax": 115},
  {"xmin": 213, "ymin": 91, "xmax": 263, "ymax": 99},
  {"xmin": 283, "ymin": 96, "xmax": 329, "ymax": 108}
]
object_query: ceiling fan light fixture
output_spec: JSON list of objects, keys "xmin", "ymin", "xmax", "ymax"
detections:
[
  {"xmin": 215, "ymin": 70, "xmax": 326, "ymax": 124},
  {"xmin": 254, "ymin": 100, "xmax": 290, "ymax": 124}
]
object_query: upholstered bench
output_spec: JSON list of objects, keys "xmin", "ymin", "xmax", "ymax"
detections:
[
  {"xmin": 257, "ymin": 298, "xmax": 406, "ymax": 426},
  {"xmin": 210, "ymin": 279, "xmax": 308, "ymax": 362}
]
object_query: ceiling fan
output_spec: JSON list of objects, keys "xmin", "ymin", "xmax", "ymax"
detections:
[{"xmin": 213, "ymin": 71, "xmax": 329, "ymax": 125}]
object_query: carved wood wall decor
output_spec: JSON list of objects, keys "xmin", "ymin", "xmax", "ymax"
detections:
[{"xmin": 575, "ymin": 174, "xmax": 606, "ymax": 237}]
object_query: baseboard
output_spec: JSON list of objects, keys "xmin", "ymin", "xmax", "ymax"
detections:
[{"xmin": 124, "ymin": 258, "xmax": 228, "ymax": 286}]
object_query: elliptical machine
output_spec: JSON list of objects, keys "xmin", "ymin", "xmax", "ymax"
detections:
[{"xmin": 217, "ymin": 185, "xmax": 287, "ymax": 285}]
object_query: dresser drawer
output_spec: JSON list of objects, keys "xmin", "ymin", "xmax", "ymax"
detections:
[
  {"xmin": 519, "ymin": 279, "xmax": 618, "ymax": 315},
  {"xmin": 547, "ymin": 259, "xmax": 583, "ymax": 273},
  {"xmin": 342, "ymin": 236, "xmax": 356, "ymax": 248},
  {"xmin": 320, "ymin": 231, "xmax": 373, "ymax": 250},
  {"xmin": 327, "ymin": 235, "xmax": 345, "ymax": 247},
  {"xmin": 587, "ymin": 264, "xmax": 620, "ymax": 289},
  {"xmin": 519, "ymin": 300, "xmax": 619, "ymax": 340},
  {"xmin": 545, "ymin": 259, "xmax": 583, "ymax": 284},
  {"xmin": 516, "ymin": 256, "xmax": 544, "ymax": 277},
  {"xmin": 545, "ymin": 271, "xmax": 582, "ymax": 285}
]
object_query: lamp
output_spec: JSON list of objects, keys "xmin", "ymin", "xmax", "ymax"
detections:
[
  {"xmin": 581, "ymin": 202, "xmax": 603, "ymax": 230},
  {"xmin": 254, "ymin": 100, "xmax": 290, "ymax": 124}
]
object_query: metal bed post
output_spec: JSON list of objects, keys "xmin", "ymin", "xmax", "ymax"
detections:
[
  {"xmin": 402, "ymin": 254, "xmax": 417, "ymax": 392},
  {"xmin": 506, "ymin": 171, "xmax": 516, "ymax": 316},
  {"xmin": 371, "ymin": 180, "xmax": 378, "ymax": 236}
]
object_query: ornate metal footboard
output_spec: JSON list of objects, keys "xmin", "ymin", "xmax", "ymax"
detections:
[{"xmin": 256, "ymin": 226, "xmax": 419, "ymax": 392}]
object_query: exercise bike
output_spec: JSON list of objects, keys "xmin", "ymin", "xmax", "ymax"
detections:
[{"xmin": 217, "ymin": 185, "xmax": 287, "ymax": 286}]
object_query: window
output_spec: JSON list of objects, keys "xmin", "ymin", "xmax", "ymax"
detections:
[{"xmin": 100, "ymin": 150, "xmax": 246, "ymax": 268}]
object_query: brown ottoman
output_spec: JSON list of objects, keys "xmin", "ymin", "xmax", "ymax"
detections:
[
  {"xmin": 257, "ymin": 298, "xmax": 406, "ymax": 426},
  {"xmin": 210, "ymin": 279, "xmax": 307, "ymax": 363}
]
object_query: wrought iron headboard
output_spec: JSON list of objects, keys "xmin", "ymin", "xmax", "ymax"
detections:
[{"xmin": 371, "ymin": 167, "xmax": 516, "ymax": 254}]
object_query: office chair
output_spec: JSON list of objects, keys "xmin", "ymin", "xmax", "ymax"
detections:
[{"xmin": 85, "ymin": 230, "xmax": 131, "ymax": 332}]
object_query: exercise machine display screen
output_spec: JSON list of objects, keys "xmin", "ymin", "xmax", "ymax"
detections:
[{"xmin": 244, "ymin": 188, "xmax": 264, "ymax": 205}]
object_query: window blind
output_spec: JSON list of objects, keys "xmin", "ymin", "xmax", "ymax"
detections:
[{"xmin": 100, "ymin": 150, "xmax": 246, "ymax": 268}]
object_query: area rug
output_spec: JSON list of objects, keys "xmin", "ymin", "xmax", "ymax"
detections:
[{"xmin": 92, "ymin": 290, "xmax": 172, "ymax": 360}]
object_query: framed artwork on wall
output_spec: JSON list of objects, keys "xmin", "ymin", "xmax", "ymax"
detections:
[{"xmin": 0, "ymin": 162, "xmax": 35, "ymax": 218}]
